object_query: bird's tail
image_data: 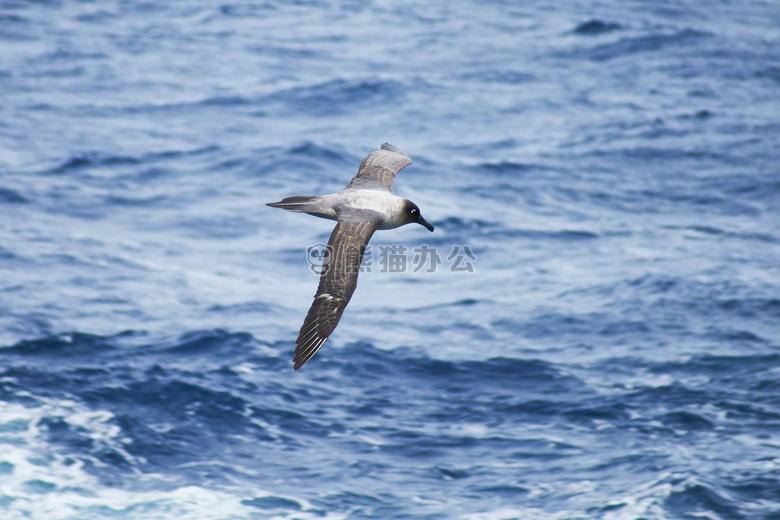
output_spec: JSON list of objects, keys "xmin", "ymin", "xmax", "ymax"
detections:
[{"xmin": 266, "ymin": 195, "xmax": 318, "ymax": 212}]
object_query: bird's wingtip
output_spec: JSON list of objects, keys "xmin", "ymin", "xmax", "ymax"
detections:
[
  {"xmin": 292, "ymin": 357, "xmax": 311, "ymax": 372},
  {"xmin": 380, "ymin": 142, "xmax": 407, "ymax": 155}
]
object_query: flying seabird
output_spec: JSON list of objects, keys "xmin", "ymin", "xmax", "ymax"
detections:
[{"xmin": 267, "ymin": 143, "xmax": 434, "ymax": 371}]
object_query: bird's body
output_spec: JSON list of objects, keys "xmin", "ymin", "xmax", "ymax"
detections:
[
  {"xmin": 267, "ymin": 143, "xmax": 434, "ymax": 371},
  {"xmin": 272, "ymin": 189, "xmax": 409, "ymax": 229}
]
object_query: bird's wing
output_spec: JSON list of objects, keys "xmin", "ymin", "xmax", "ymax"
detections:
[
  {"xmin": 345, "ymin": 143, "xmax": 412, "ymax": 192},
  {"xmin": 293, "ymin": 214, "xmax": 380, "ymax": 371}
]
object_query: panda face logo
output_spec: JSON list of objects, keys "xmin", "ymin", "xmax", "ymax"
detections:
[{"xmin": 306, "ymin": 243, "xmax": 333, "ymax": 274}]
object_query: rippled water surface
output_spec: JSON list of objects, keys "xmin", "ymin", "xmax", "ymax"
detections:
[{"xmin": 2, "ymin": 1, "xmax": 780, "ymax": 519}]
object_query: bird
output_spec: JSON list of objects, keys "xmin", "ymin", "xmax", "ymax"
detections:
[{"xmin": 267, "ymin": 143, "xmax": 434, "ymax": 371}]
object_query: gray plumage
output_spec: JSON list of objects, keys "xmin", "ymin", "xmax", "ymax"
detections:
[
  {"xmin": 267, "ymin": 143, "xmax": 434, "ymax": 371},
  {"xmin": 346, "ymin": 143, "xmax": 412, "ymax": 191}
]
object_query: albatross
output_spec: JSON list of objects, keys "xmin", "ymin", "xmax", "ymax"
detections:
[{"xmin": 267, "ymin": 143, "xmax": 434, "ymax": 371}]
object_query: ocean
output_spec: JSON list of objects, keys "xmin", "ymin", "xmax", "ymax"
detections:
[{"xmin": 1, "ymin": 1, "xmax": 780, "ymax": 518}]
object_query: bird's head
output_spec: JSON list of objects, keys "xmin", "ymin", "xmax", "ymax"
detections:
[{"xmin": 403, "ymin": 200, "xmax": 434, "ymax": 232}]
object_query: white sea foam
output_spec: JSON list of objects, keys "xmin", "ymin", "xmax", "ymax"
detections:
[{"xmin": 0, "ymin": 400, "xmax": 330, "ymax": 520}]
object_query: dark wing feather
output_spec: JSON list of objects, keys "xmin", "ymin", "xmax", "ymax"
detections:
[
  {"xmin": 345, "ymin": 143, "xmax": 412, "ymax": 192},
  {"xmin": 293, "ymin": 219, "xmax": 379, "ymax": 371}
]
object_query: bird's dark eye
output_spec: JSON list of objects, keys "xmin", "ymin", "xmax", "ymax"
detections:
[{"xmin": 410, "ymin": 208, "xmax": 418, "ymax": 215}]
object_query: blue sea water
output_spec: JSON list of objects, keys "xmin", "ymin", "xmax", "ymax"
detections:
[{"xmin": 2, "ymin": 0, "xmax": 780, "ymax": 518}]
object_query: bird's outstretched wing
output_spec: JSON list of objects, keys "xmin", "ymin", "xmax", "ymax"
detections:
[
  {"xmin": 345, "ymin": 143, "xmax": 412, "ymax": 192},
  {"xmin": 293, "ymin": 216, "xmax": 380, "ymax": 371}
]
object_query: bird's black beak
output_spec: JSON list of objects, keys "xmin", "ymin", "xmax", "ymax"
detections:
[{"xmin": 418, "ymin": 215, "xmax": 434, "ymax": 232}]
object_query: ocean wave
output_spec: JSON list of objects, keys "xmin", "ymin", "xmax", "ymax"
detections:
[
  {"xmin": 568, "ymin": 28, "xmax": 713, "ymax": 62},
  {"xmin": 571, "ymin": 19, "xmax": 622, "ymax": 36},
  {"xmin": 45, "ymin": 146, "xmax": 220, "ymax": 176},
  {"xmin": 665, "ymin": 482, "xmax": 745, "ymax": 520},
  {"xmin": 1, "ymin": 327, "xmax": 779, "ymax": 517},
  {"xmin": 0, "ymin": 187, "xmax": 27, "ymax": 203},
  {"xmin": 262, "ymin": 77, "xmax": 410, "ymax": 117}
]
